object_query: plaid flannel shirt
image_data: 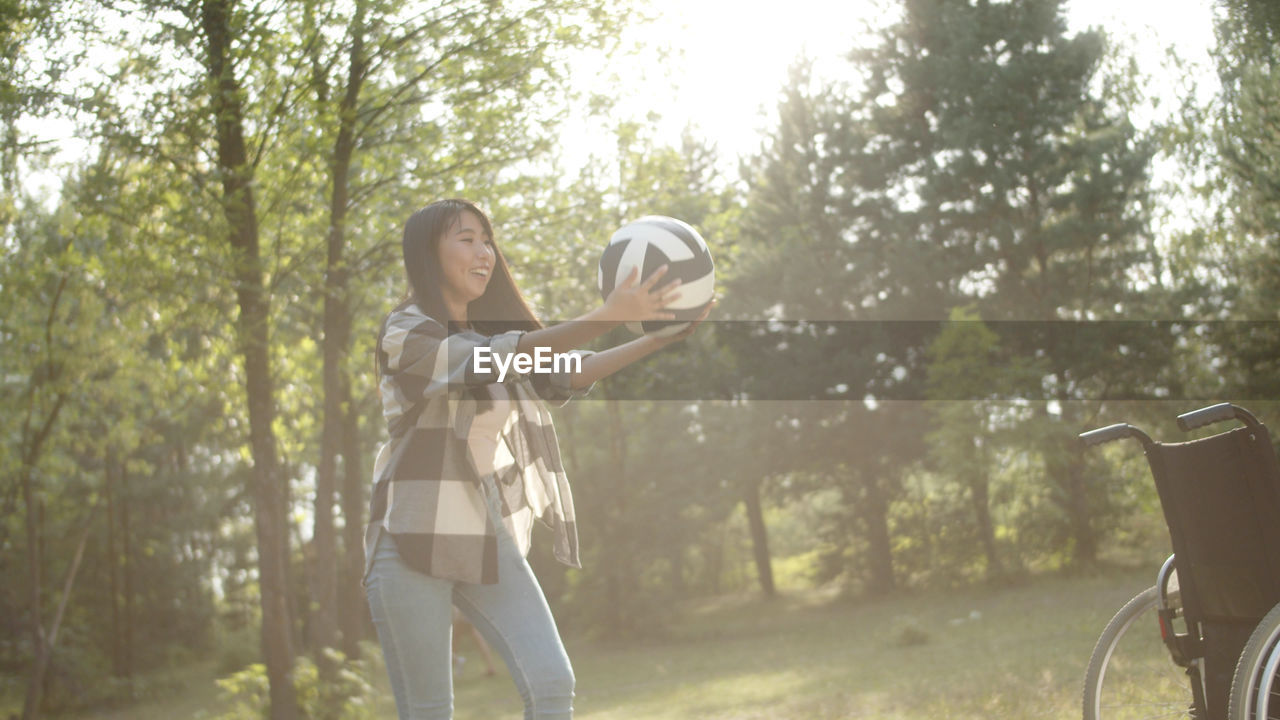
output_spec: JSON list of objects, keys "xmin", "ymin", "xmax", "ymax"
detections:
[{"xmin": 362, "ymin": 302, "xmax": 595, "ymax": 586}]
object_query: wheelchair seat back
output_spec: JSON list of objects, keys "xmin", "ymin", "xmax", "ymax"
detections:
[{"xmin": 1146, "ymin": 423, "xmax": 1280, "ymax": 627}]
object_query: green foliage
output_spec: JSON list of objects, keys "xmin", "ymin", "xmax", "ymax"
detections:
[
  {"xmin": 213, "ymin": 663, "xmax": 272, "ymax": 720},
  {"xmin": 730, "ymin": 0, "xmax": 1168, "ymax": 590},
  {"xmin": 215, "ymin": 621, "xmax": 263, "ymax": 678},
  {"xmin": 213, "ymin": 647, "xmax": 383, "ymax": 720},
  {"xmin": 1206, "ymin": 1, "xmax": 1280, "ymax": 402}
]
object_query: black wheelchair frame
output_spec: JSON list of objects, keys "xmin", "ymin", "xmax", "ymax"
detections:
[{"xmin": 1080, "ymin": 403, "xmax": 1280, "ymax": 720}]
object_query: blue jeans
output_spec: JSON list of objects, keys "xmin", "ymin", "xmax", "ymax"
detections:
[{"xmin": 364, "ymin": 475, "xmax": 575, "ymax": 719}]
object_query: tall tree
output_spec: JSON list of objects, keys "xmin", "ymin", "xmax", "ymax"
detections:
[
  {"xmin": 840, "ymin": 0, "xmax": 1160, "ymax": 565},
  {"xmin": 732, "ymin": 59, "xmax": 929, "ymax": 595},
  {"xmin": 7, "ymin": 214, "xmax": 97, "ymax": 720},
  {"xmin": 923, "ymin": 305, "xmax": 1012, "ymax": 580},
  {"xmin": 1211, "ymin": 0, "xmax": 1280, "ymax": 404},
  {"xmin": 736, "ymin": 0, "xmax": 1162, "ymax": 581},
  {"xmin": 195, "ymin": 0, "xmax": 299, "ymax": 714}
]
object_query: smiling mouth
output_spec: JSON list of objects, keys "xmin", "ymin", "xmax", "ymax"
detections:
[{"xmin": 470, "ymin": 268, "xmax": 490, "ymax": 279}]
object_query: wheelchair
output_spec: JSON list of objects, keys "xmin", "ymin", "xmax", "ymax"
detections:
[{"xmin": 1079, "ymin": 403, "xmax": 1280, "ymax": 720}]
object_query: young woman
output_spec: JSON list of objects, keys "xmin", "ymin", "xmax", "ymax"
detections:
[{"xmin": 362, "ymin": 198, "xmax": 711, "ymax": 720}]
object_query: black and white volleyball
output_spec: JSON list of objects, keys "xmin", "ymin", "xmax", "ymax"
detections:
[{"xmin": 598, "ymin": 215, "xmax": 715, "ymax": 336}]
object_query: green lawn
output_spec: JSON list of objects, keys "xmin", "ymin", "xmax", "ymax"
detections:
[
  {"xmin": 51, "ymin": 565, "xmax": 1158, "ymax": 720},
  {"xmin": 36, "ymin": 659, "xmax": 228, "ymax": 720},
  {"xmin": 448, "ymin": 567, "xmax": 1155, "ymax": 720}
]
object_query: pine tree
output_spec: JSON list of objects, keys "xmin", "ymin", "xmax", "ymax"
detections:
[
  {"xmin": 843, "ymin": 0, "xmax": 1161, "ymax": 565},
  {"xmin": 738, "ymin": 0, "xmax": 1162, "ymax": 574}
]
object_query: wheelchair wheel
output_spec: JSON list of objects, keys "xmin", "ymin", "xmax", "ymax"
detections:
[
  {"xmin": 1084, "ymin": 586, "xmax": 1199, "ymax": 720},
  {"xmin": 1228, "ymin": 602, "xmax": 1280, "ymax": 720}
]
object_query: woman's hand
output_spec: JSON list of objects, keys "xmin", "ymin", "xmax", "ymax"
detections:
[
  {"xmin": 566, "ymin": 298, "xmax": 717, "ymax": 390},
  {"xmin": 601, "ymin": 265, "xmax": 683, "ymax": 324},
  {"xmin": 649, "ymin": 298, "xmax": 716, "ymax": 348},
  {"xmin": 515, "ymin": 266, "xmax": 682, "ymax": 359}
]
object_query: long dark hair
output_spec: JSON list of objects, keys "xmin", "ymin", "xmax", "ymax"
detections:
[{"xmin": 376, "ymin": 198, "xmax": 543, "ymax": 386}]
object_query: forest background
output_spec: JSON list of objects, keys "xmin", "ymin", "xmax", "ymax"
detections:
[{"xmin": 3, "ymin": 0, "xmax": 1280, "ymax": 718}]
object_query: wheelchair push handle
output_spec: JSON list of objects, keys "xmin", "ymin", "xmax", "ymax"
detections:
[
  {"xmin": 1079, "ymin": 423, "xmax": 1155, "ymax": 449},
  {"xmin": 1175, "ymin": 403, "xmax": 1262, "ymax": 432}
]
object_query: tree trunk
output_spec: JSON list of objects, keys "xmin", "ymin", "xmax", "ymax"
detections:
[
  {"xmin": 966, "ymin": 433, "xmax": 1004, "ymax": 579},
  {"xmin": 313, "ymin": 0, "xmax": 368, "ymax": 661},
  {"xmin": 861, "ymin": 475, "xmax": 896, "ymax": 596},
  {"xmin": 18, "ymin": 384, "xmax": 67, "ymax": 720},
  {"xmin": 1053, "ymin": 401, "xmax": 1097, "ymax": 566},
  {"xmin": 742, "ymin": 478, "xmax": 776, "ymax": 597},
  {"xmin": 20, "ymin": 464, "xmax": 46, "ymax": 720},
  {"xmin": 968, "ymin": 471, "xmax": 1004, "ymax": 579},
  {"xmin": 106, "ymin": 457, "xmax": 122, "ymax": 676},
  {"xmin": 604, "ymin": 398, "xmax": 628, "ymax": 636},
  {"xmin": 285, "ymin": 466, "xmax": 303, "ymax": 652},
  {"xmin": 1063, "ymin": 449, "xmax": 1097, "ymax": 565},
  {"xmin": 312, "ymin": 346, "xmax": 339, "ymax": 659},
  {"xmin": 338, "ymin": 383, "xmax": 367, "ymax": 659},
  {"xmin": 120, "ymin": 463, "xmax": 134, "ymax": 682},
  {"xmin": 22, "ymin": 496, "xmax": 100, "ymax": 720},
  {"xmin": 200, "ymin": 0, "xmax": 298, "ymax": 715}
]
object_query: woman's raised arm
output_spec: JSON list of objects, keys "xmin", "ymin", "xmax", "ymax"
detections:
[
  {"xmin": 565, "ymin": 299, "xmax": 715, "ymax": 391},
  {"xmin": 514, "ymin": 265, "xmax": 681, "ymax": 357}
]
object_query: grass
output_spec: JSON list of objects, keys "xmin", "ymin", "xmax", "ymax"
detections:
[
  {"xmin": 46, "ymin": 564, "xmax": 1160, "ymax": 719},
  {"xmin": 447, "ymin": 565, "xmax": 1157, "ymax": 720},
  {"xmin": 35, "ymin": 659, "xmax": 227, "ymax": 720}
]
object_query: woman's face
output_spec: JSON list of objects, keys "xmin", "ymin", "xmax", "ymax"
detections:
[{"xmin": 435, "ymin": 209, "xmax": 495, "ymax": 307}]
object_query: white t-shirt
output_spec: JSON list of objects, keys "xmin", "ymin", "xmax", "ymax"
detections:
[
  {"xmin": 469, "ymin": 384, "xmax": 514, "ymax": 479},
  {"xmin": 466, "ymin": 382, "xmax": 548, "ymax": 555}
]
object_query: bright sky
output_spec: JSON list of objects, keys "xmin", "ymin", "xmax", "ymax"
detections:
[
  {"xmin": 562, "ymin": 0, "xmax": 1220, "ymax": 176},
  {"xmin": 24, "ymin": 0, "xmax": 1221, "ymax": 204}
]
